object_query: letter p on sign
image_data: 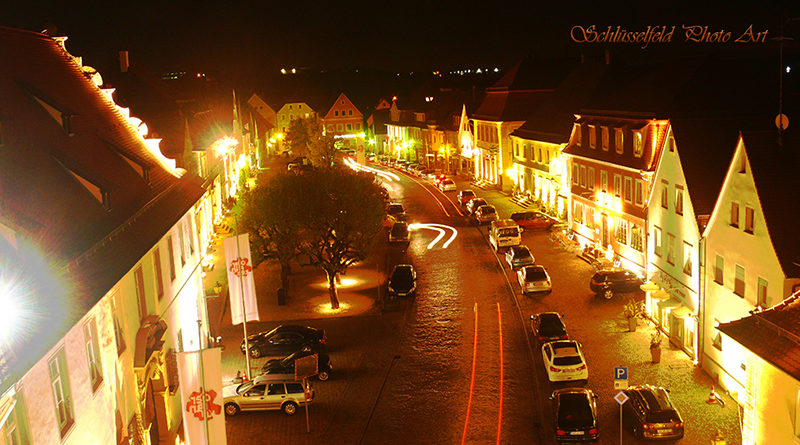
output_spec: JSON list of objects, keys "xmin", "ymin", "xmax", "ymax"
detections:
[{"xmin": 614, "ymin": 367, "xmax": 628, "ymax": 380}]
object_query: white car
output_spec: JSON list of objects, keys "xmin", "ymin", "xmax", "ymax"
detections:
[
  {"xmin": 438, "ymin": 178, "xmax": 457, "ymax": 191},
  {"xmin": 517, "ymin": 265, "xmax": 551, "ymax": 294},
  {"xmin": 223, "ymin": 379, "xmax": 314, "ymax": 416},
  {"xmin": 542, "ymin": 340, "xmax": 588, "ymax": 382}
]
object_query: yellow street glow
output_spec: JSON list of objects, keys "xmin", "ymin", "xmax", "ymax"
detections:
[{"xmin": 408, "ymin": 223, "xmax": 458, "ymax": 249}]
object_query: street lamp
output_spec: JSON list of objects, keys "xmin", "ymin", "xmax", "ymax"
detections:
[{"xmin": 0, "ymin": 281, "xmax": 22, "ymax": 342}]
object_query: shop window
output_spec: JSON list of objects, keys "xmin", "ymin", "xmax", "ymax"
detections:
[
  {"xmin": 734, "ymin": 264, "xmax": 745, "ymax": 297},
  {"xmin": 714, "ymin": 255, "xmax": 724, "ymax": 284}
]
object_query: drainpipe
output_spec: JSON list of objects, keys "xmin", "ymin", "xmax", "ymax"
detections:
[{"xmin": 698, "ymin": 236, "xmax": 706, "ymax": 368}]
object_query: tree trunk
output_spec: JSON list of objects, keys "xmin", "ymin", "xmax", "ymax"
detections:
[
  {"xmin": 327, "ymin": 272, "xmax": 340, "ymax": 309},
  {"xmin": 280, "ymin": 261, "xmax": 291, "ymax": 291}
]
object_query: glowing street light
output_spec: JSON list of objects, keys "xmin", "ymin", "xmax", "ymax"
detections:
[{"xmin": 0, "ymin": 281, "xmax": 22, "ymax": 342}]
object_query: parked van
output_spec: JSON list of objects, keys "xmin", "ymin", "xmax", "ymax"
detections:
[{"xmin": 489, "ymin": 219, "xmax": 522, "ymax": 251}]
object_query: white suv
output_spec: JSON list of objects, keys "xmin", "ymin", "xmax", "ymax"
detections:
[{"xmin": 223, "ymin": 378, "xmax": 314, "ymax": 416}]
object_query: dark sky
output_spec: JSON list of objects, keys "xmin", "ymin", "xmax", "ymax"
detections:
[{"xmin": 1, "ymin": 1, "xmax": 797, "ymax": 78}]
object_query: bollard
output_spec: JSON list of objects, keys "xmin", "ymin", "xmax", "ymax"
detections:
[{"xmin": 277, "ymin": 288, "xmax": 287, "ymax": 305}]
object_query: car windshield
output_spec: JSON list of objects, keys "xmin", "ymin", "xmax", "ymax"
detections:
[
  {"xmin": 558, "ymin": 394, "xmax": 594, "ymax": 428},
  {"xmin": 462, "ymin": 191, "xmax": 474, "ymax": 197},
  {"xmin": 646, "ymin": 410, "xmax": 680, "ymax": 423},
  {"xmin": 525, "ymin": 268, "xmax": 547, "ymax": 281},
  {"xmin": 472, "ymin": 199, "xmax": 486, "ymax": 207},
  {"xmin": 236, "ymin": 381, "xmax": 255, "ymax": 395},
  {"xmin": 391, "ymin": 224, "xmax": 408, "ymax": 236}
]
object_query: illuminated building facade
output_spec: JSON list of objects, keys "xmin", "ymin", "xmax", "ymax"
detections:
[
  {"xmin": 0, "ymin": 28, "xmax": 210, "ymax": 444},
  {"xmin": 322, "ymin": 92, "xmax": 364, "ymax": 149},
  {"xmin": 386, "ymin": 100, "xmax": 424, "ymax": 163},
  {"xmin": 276, "ymin": 101, "xmax": 317, "ymax": 136},
  {"xmin": 701, "ymin": 131, "xmax": 800, "ymax": 421}
]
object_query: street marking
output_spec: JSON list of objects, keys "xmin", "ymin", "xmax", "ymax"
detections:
[
  {"xmin": 461, "ymin": 302, "xmax": 479, "ymax": 445},
  {"xmin": 496, "ymin": 302, "xmax": 504, "ymax": 445}
]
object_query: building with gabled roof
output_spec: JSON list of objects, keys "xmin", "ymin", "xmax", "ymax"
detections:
[
  {"xmin": 0, "ymin": 27, "xmax": 212, "ymax": 444},
  {"xmin": 322, "ymin": 92, "xmax": 364, "ymax": 150}
]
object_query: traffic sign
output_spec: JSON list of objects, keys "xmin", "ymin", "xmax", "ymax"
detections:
[
  {"xmin": 614, "ymin": 379, "xmax": 629, "ymax": 390},
  {"xmin": 614, "ymin": 367, "xmax": 628, "ymax": 380},
  {"xmin": 294, "ymin": 354, "xmax": 318, "ymax": 381},
  {"xmin": 614, "ymin": 391, "xmax": 629, "ymax": 405}
]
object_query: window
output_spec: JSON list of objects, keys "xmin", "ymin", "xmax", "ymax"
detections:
[
  {"xmin": 615, "ymin": 219, "xmax": 628, "ymax": 245},
  {"xmin": 166, "ymin": 235, "xmax": 176, "ymax": 281},
  {"xmin": 614, "ymin": 128, "xmax": 623, "ymax": 153},
  {"xmin": 683, "ymin": 242, "xmax": 693, "ymax": 276},
  {"xmin": 660, "ymin": 180, "xmax": 669, "ymax": 208},
  {"xmin": 153, "ymin": 248, "xmax": 164, "ymax": 300},
  {"xmin": 734, "ymin": 264, "xmax": 745, "ymax": 297},
  {"xmin": 631, "ymin": 225, "xmax": 643, "ymax": 252},
  {"xmin": 739, "ymin": 153, "xmax": 746, "ymax": 173},
  {"xmin": 757, "ymin": 277, "xmax": 768, "ymax": 308},
  {"xmin": 572, "ymin": 164, "xmax": 579, "ymax": 185},
  {"xmin": 675, "ymin": 185, "xmax": 684, "ymax": 215},
  {"xmin": 356, "ymin": 123, "xmax": 361, "ymax": 129},
  {"xmin": 713, "ymin": 327, "xmax": 722, "ymax": 350},
  {"xmin": 348, "ymin": 110, "xmax": 353, "ymax": 116},
  {"xmin": 587, "ymin": 167, "xmax": 595, "ymax": 191},
  {"xmin": 334, "ymin": 110, "xmax": 339, "ymax": 116},
  {"xmin": 745, "ymin": 206, "xmax": 754, "ymax": 233},
  {"xmin": 600, "ymin": 171, "xmax": 608, "ymax": 192},
  {"xmin": 613, "ymin": 174, "xmax": 622, "ymax": 197},
  {"xmin": 328, "ymin": 125, "xmax": 334, "ymax": 132},
  {"xmin": 633, "ymin": 130, "xmax": 643, "ymax": 157},
  {"xmin": 515, "ymin": 142, "xmax": 519, "ymax": 157},
  {"xmin": 545, "ymin": 148, "xmax": 550, "ymax": 163},
  {"xmin": 573, "ymin": 202, "xmax": 583, "ymax": 224},
  {"xmin": 588, "ymin": 125, "xmax": 596, "ymax": 148},
  {"xmin": 3, "ymin": 396, "xmax": 30, "ymax": 445},
  {"xmin": 601, "ymin": 126, "xmax": 609, "ymax": 150},
  {"xmin": 654, "ymin": 226, "xmax": 662, "ymax": 257},
  {"xmin": 134, "ymin": 265, "xmax": 147, "ymax": 321},
  {"xmin": 84, "ymin": 318, "xmax": 103, "ymax": 391},
  {"xmin": 579, "ymin": 166, "xmax": 586, "ymax": 187},
  {"xmin": 337, "ymin": 124, "xmax": 343, "ymax": 131},
  {"xmin": 624, "ymin": 177, "xmax": 632, "ymax": 203},
  {"xmin": 49, "ymin": 349, "xmax": 74, "ymax": 436},
  {"xmin": 666, "ymin": 233, "xmax": 676, "ymax": 265},
  {"xmin": 634, "ymin": 180, "xmax": 644, "ymax": 206},
  {"xmin": 714, "ymin": 255, "xmax": 724, "ymax": 284},
  {"xmin": 795, "ymin": 390, "xmax": 800, "ymax": 438},
  {"xmin": 586, "ymin": 207, "xmax": 594, "ymax": 229},
  {"xmin": 574, "ymin": 124, "xmax": 582, "ymax": 146},
  {"xmin": 187, "ymin": 220, "xmax": 195, "ymax": 255},
  {"xmin": 178, "ymin": 225, "xmax": 186, "ymax": 266},
  {"xmin": 730, "ymin": 202, "xmax": 740, "ymax": 227},
  {"xmin": 346, "ymin": 123, "xmax": 352, "ymax": 131}
]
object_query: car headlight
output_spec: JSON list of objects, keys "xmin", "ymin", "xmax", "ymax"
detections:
[{"xmin": 388, "ymin": 286, "xmax": 395, "ymax": 293}]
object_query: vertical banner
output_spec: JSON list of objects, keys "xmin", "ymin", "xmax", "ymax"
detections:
[
  {"xmin": 223, "ymin": 233, "xmax": 260, "ymax": 325},
  {"xmin": 177, "ymin": 348, "xmax": 226, "ymax": 445}
]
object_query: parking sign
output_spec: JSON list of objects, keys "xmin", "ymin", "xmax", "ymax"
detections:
[{"xmin": 614, "ymin": 367, "xmax": 628, "ymax": 380}]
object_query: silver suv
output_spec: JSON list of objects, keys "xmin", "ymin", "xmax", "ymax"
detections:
[{"xmin": 223, "ymin": 378, "xmax": 314, "ymax": 416}]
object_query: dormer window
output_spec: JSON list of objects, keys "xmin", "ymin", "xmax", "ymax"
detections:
[
  {"xmin": 588, "ymin": 125, "xmax": 596, "ymax": 148},
  {"xmin": 574, "ymin": 124, "xmax": 582, "ymax": 146},
  {"xmin": 633, "ymin": 131, "xmax": 643, "ymax": 157},
  {"xmin": 738, "ymin": 153, "xmax": 746, "ymax": 173},
  {"xmin": 601, "ymin": 126, "xmax": 609, "ymax": 151}
]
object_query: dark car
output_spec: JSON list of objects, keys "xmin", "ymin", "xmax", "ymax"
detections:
[
  {"xmin": 466, "ymin": 198, "xmax": 487, "ymax": 215},
  {"xmin": 590, "ymin": 268, "xmax": 644, "ymax": 299},
  {"xmin": 261, "ymin": 348, "xmax": 333, "ymax": 381},
  {"xmin": 457, "ymin": 190, "xmax": 476, "ymax": 206},
  {"xmin": 550, "ymin": 388, "xmax": 599, "ymax": 442},
  {"xmin": 388, "ymin": 264, "xmax": 417, "ymax": 297},
  {"xmin": 389, "ymin": 222, "xmax": 410, "ymax": 244},
  {"xmin": 623, "ymin": 385, "xmax": 684, "ymax": 440},
  {"xmin": 240, "ymin": 325, "xmax": 326, "ymax": 359},
  {"xmin": 505, "ymin": 245, "xmax": 535, "ymax": 269},
  {"xmin": 530, "ymin": 312, "xmax": 568, "ymax": 343},
  {"xmin": 510, "ymin": 211, "xmax": 557, "ymax": 230}
]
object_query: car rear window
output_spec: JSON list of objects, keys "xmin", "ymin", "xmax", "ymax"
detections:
[
  {"xmin": 558, "ymin": 394, "xmax": 594, "ymax": 427},
  {"xmin": 387, "ymin": 205, "xmax": 403, "ymax": 214},
  {"xmin": 646, "ymin": 410, "xmax": 680, "ymax": 424},
  {"xmin": 391, "ymin": 224, "xmax": 408, "ymax": 236},
  {"xmin": 392, "ymin": 267, "xmax": 413, "ymax": 281},
  {"xmin": 526, "ymin": 269, "xmax": 548, "ymax": 280},
  {"xmin": 553, "ymin": 356, "xmax": 583, "ymax": 366},
  {"xmin": 499, "ymin": 227, "xmax": 519, "ymax": 237}
]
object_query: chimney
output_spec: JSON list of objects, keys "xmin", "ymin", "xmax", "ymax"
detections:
[
  {"xmin": 604, "ymin": 49, "xmax": 611, "ymax": 65},
  {"xmin": 119, "ymin": 50, "xmax": 129, "ymax": 73}
]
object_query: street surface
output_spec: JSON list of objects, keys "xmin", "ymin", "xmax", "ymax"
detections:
[{"xmin": 221, "ymin": 161, "xmax": 741, "ymax": 444}]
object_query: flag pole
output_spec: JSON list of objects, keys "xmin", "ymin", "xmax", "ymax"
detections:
[
  {"xmin": 235, "ymin": 214, "xmax": 252, "ymax": 380},
  {"xmin": 197, "ymin": 319, "xmax": 211, "ymax": 445}
]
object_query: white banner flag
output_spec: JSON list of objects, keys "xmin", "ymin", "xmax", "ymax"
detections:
[
  {"xmin": 223, "ymin": 233, "xmax": 260, "ymax": 325},
  {"xmin": 177, "ymin": 348, "xmax": 227, "ymax": 445}
]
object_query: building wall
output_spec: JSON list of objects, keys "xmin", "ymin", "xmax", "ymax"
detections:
[
  {"xmin": 703, "ymin": 140, "xmax": 792, "ymax": 401},
  {"xmin": 745, "ymin": 353, "xmax": 800, "ymax": 445},
  {"xmin": 276, "ymin": 102, "xmax": 316, "ymax": 134}
]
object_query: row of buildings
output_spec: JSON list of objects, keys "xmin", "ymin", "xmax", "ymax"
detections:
[
  {"xmin": 383, "ymin": 54, "xmax": 799, "ymax": 443},
  {"xmin": 0, "ymin": 27, "xmax": 262, "ymax": 444}
]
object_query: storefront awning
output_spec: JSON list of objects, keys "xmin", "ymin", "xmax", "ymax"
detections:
[
  {"xmin": 657, "ymin": 298, "xmax": 681, "ymax": 310},
  {"xmin": 671, "ymin": 306, "xmax": 693, "ymax": 318}
]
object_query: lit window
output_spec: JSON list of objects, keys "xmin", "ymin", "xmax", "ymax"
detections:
[
  {"xmin": 588, "ymin": 125, "xmax": 596, "ymax": 148},
  {"xmin": 730, "ymin": 202, "xmax": 740, "ymax": 228},
  {"xmin": 49, "ymin": 349, "xmax": 74, "ymax": 437},
  {"xmin": 661, "ymin": 180, "xmax": 669, "ymax": 209},
  {"xmin": 666, "ymin": 233, "xmax": 676, "ymax": 265},
  {"xmin": 614, "ymin": 174, "xmax": 622, "ymax": 198},
  {"xmin": 683, "ymin": 242, "xmax": 693, "ymax": 276},
  {"xmin": 84, "ymin": 318, "xmax": 103, "ymax": 391},
  {"xmin": 745, "ymin": 206, "xmax": 754, "ymax": 233},
  {"xmin": 714, "ymin": 255, "xmax": 724, "ymax": 284},
  {"xmin": 167, "ymin": 236, "xmax": 176, "ymax": 281},
  {"xmin": 739, "ymin": 153, "xmax": 746, "ymax": 173},
  {"xmin": 574, "ymin": 202, "xmax": 583, "ymax": 224},
  {"xmin": 634, "ymin": 180, "xmax": 644, "ymax": 206},
  {"xmin": 586, "ymin": 207, "xmax": 594, "ymax": 229},
  {"xmin": 579, "ymin": 166, "xmax": 586, "ymax": 187},
  {"xmin": 574, "ymin": 124, "xmax": 582, "ymax": 146},
  {"xmin": 154, "ymin": 247, "xmax": 164, "ymax": 300},
  {"xmin": 713, "ymin": 328, "xmax": 722, "ymax": 350},
  {"xmin": 346, "ymin": 123, "xmax": 352, "ymax": 131},
  {"xmin": 615, "ymin": 218, "xmax": 628, "ymax": 245},
  {"xmin": 572, "ymin": 164, "xmax": 579, "ymax": 185},
  {"xmin": 601, "ymin": 126, "xmax": 609, "ymax": 151},
  {"xmin": 654, "ymin": 226, "xmax": 662, "ymax": 257},
  {"xmin": 631, "ymin": 225, "xmax": 643, "ymax": 252},
  {"xmin": 633, "ymin": 131, "xmax": 643, "ymax": 157},
  {"xmin": 587, "ymin": 167, "xmax": 595, "ymax": 191},
  {"xmin": 600, "ymin": 171, "xmax": 608, "ymax": 192},
  {"xmin": 614, "ymin": 128, "xmax": 623, "ymax": 153},
  {"xmin": 757, "ymin": 277, "xmax": 768, "ymax": 308},
  {"xmin": 348, "ymin": 110, "xmax": 353, "ymax": 116},
  {"xmin": 624, "ymin": 177, "xmax": 632, "ymax": 203},
  {"xmin": 734, "ymin": 264, "xmax": 745, "ymax": 297},
  {"xmin": 134, "ymin": 266, "xmax": 147, "ymax": 321},
  {"xmin": 675, "ymin": 185, "xmax": 684, "ymax": 215}
]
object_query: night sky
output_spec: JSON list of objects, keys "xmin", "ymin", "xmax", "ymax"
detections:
[{"xmin": 1, "ymin": 1, "xmax": 797, "ymax": 79}]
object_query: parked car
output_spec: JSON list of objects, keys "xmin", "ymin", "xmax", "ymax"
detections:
[
  {"xmin": 388, "ymin": 264, "xmax": 417, "ymax": 297},
  {"xmin": 223, "ymin": 378, "xmax": 314, "ymax": 416},
  {"xmin": 386, "ymin": 203, "xmax": 406, "ymax": 225},
  {"xmin": 518, "ymin": 265, "xmax": 552, "ymax": 294},
  {"xmin": 542, "ymin": 340, "xmax": 588, "ymax": 382},
  {"xmin": 623, "ymin": 385, "xmax": 684, "ymax": 440},
  {"xmin": 465, "ymin": 197, "xmax": 487, "ymax": 215},
  {"xmin": 457, "ymin": 190, "xmax": 476, "ymax": 206},
  {"xmin": 389, "ymin": 222, "xmax": 410, "ymax": 243},
  {"xmin": 433, "ymin": 174, "xmax": 448, "ymax": 186},
  {"xmin": 240, "ymin": 325, "xmax": 326, "ymax": 359},
  {"xmin": 473, "ymin": 205, "xmax": 499, "ymax": 224},
  {"xmin": 489, "ymin": 219, "xmax": 522, "ymax": 251},
  {"xmin": 589, "ymin": 268, "xmax": 644, "ymax": 299},
  {"xmin": 530, "ymin": 312, "xmax": 568, "ymax": 343},
  {"xmin": 505, "ymin": 245, "xmax": 535, "ymax": 269},
  {"xmin": 510, "ymin": 211, "xmax": 558, "ymax": 230},
  {"xmin": 549, "ymin": 388, "xmax": 599, "ymax": 442},
  {"xmin": 438, "ymin": 178, "xmax": 457, "ymax": 191},
  {"xmin": 261, "ymin": 348, "xmax": 333, "ymax": 381}
]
